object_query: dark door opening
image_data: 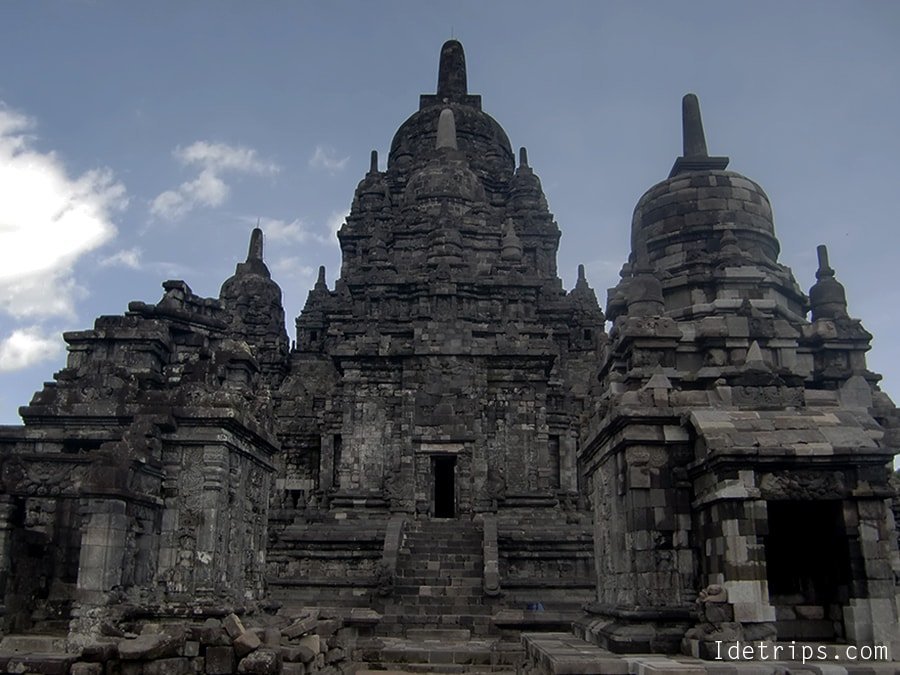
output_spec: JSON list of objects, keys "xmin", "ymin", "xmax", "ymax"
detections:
[
  {"xmin": 433, "ymin": 456, "xmax": 456, "ymax": 518},
  {"xmin": 764, "ymin": 500, "xmax": 851, "ymax": 641}
]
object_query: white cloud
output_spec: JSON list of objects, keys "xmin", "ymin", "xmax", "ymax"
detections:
[
  {"xmin": 151, "ymin": 141, "xmax": 277, "ymax": 221},
  {"xmin": 260, "ymin": 217, "xmax": 315, "ymax": 244},
  {"xmin": 0, "ymin": 104, "xmax": 126, "ymax": 319},
  {"xmin": 175, "ymin": 141, "xmax": 277, "ymax": 174},
  {"xmin": 326, "ymin": 209, "xmax": 349, "ymax": 242},
  {"xmin": 100, "ymin": 247, "xmax": 142, "ymax": 270},
  {"xmin": 309, "ymin": 145, "xmax": 349, "ymax": 173},
  {"xmin": 251, "ymin": 211, "xmax": 347, "ymax": 248},
  {"xmin": 0, "ymin": 327, "xmax": 63, "ymax": 372},
  {"xmin": 271, "ymin": 257, "xmax": 315, "ymax": 281}
]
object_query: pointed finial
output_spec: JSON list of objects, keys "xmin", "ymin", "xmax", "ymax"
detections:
[
  {"xmin": 436, "ymin": 108, "xmax": 458, "ymax": 150},
  {"xmin": 247, "ymin": 227, "xmax": 263, "ymax": 262},
  {"xmin": 682, "ymin": 93, "xmax": 709, "ymax": 158},
  {"xmin": 810, "ymin": 243, "xmax": 848, "ymax": 320},
  {"xmin": 437, "ymin": 39, "xmax": 468, "ymax": 99},
  {"xmin": 815, "ymin": 244, "xmax": 833, "ymax": 279},
  {"xmin": 669, "ymin": 93, "xmax": 729, "ymax": 177},
  {"xmin": 578, "ymin": 264, "xmax": 586, "ymax": 282},
  {"xmin": 369, "ymin": 150, "xmax": 378, "ymax": 174},
  {"xmin": 519, "ymin": 147, "xmax": 529, "ymax": 168},
  {"xmin": 744, "ymin": 340, "xmax": 770, "ymax": 371},
  {"xmin": 315, "ymin": 265, "xmax": 327, "ymax": 290}
]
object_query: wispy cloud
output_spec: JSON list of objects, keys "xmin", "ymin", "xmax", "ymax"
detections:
[
  {"xmin": 251, "ymin": 211, "xmax": 347, "ymax": 248},
  {"xmin": 326, "ymin": 209, "xmax": 348, "ymax": 242},
  {"xmin": 100, "ymin": 247, "xmax": 142, "ymax": 270},
  {"xmin": 309, "ymin": 145, "xmax": 349, "ymax": 173},
  {"xmin": 0, "ymin": 103, "xmax": 126, "ymax": 320},
  {"xmin": 0, "ymin": 326, "xmax": 63, "ymax": 372},
  {"xmin": 151, "ymin": 141, "xmax": 278, "ymax": 220},
  {"xmin": 271, "ymin": 257, "xmax": 315, "ymax": 282}
]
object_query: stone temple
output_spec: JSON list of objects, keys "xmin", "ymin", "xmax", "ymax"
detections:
[{"xmin": 0, "ymin": 40, "xmax": 898, "ymax": 674}]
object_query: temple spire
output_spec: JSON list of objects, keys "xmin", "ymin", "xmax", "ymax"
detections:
[
  {"xmin": 369, "ymin": 150, "xmax": 378, "ymax": 174},
  {"xmin": 669, "ymin": 93, "xmax": 729, "ymax": 177},
  {"xmin": 682, "ymin": 93, "xmax": 709, "ymax": 158},
  {"xmin": 436, "ymin": 108, "xmax": 458, "ymax": 150},
  {"xmin": 314, "ymin": 265, "xmax": 328, "ymax": 291},
  {"xmin": 247, "ymin": 227, "xmax": 263, "ymax": 262},
  {"xmin": 519, "ymin": 147, "xmax": 529, "ymax": 169},
  {"xmin": 809, "ymin": 244, "xmax": 849, "ymax": 321},
  {"xmin": 437, "ymin": 39, "xmax": 467, "ymax": 99}
]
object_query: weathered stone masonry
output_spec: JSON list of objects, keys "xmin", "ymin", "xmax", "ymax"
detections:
[{"xmin": 0, "ymin": 40, "xmax": 898, "ymax": 672}]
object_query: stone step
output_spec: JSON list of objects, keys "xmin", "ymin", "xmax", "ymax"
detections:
[
  {"xmin": 394, "ymin": 585, "xmax": 484, "ymax": 598},
  {"xmin": 382, "ymin": 604, "xmax": 493, "ymax": 617},
  {"xmin": 0, "ymin": 653, "xmax": 76, "ymax": 675},
  {"xmin": 380, "ymin": 612, "xmax": 495, "ymax": 625},
  {"xmin": 396, "ymin": 575, "xmax": 483, "ymax": 586},
  {"xmin": 0, "ymin": 634, "xmax": 68, "ymax": 653},
  {"xmin": 406, "ymin": 628, "xmax": 472, "ymax": 641},
  {"xmin": 363, "ymin": 636, "xmax": 523, "ymax": 670}
]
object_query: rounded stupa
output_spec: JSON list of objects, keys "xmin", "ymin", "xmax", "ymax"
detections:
[
  {"xmin": 388, "ymin": 40, "xmax": 515, "ymax": 188},
  {"xmin": 631, "ymin": 94, "xmax": 780, "ymax": 277}
]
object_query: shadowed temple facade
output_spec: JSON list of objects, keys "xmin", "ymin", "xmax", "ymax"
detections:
[{"xmin": 0, "ymin": 40, "xmax": 898, "ymax": 673}]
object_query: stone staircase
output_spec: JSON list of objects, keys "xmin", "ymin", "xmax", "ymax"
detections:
[
  {"xmin": 355, "ymin": 633, "xmax": 521, "ymax": 674},
  {"xmin": 379, "ymin": 518, "xmax": 493, "ymax": 638}
]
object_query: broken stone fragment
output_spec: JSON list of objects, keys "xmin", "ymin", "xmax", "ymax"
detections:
[
  {"xmin": 80, "ymin": 640, "xmax": 119, "ymax": 662},
  {"xmin": 262, "ymin": 627, "xmax": 281, "ymax": 647},
  {"xmin": 297, "ymin": 634, "xmax": 320, "ymax": 656},
  {"xmin": 71, "ymin": 664, "xmax": 103, "ymax": 675},
  {"xmin": 223, "ymin": 613, "xmax": 246, "ymax": 640},
  {"xmin": 142, "ymin": 657, "xmax": 191, "ymax": 675},
  {"xmin": 279, "ymin": 645, "xmax": 305, "ymax": 662},
  {"xmin": 204, "ymin": 645, "xmax": 236, "ymax": 674},
  {"xmin": 314, "ymin": 619, "xmax": 340, "ymax": 638},
  {"xmin": 237, "ymin": 647, "xmax": 282, "ymax": 674},
  {"xmin": 199, "ymin": 618, "xmax": 230, "ymax": 646},
  {"xmin": 282, "ymin": 615, "xmax": 317, "ymax": 640},
  {"xmin": 233, "ymin": 629, "xmax": 262, "ymax": 657},
  {"xmin": 118, "ymin": 632, "xmax": 182, "ymax": 660}
]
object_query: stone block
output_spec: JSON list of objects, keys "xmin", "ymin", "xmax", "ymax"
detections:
[
  {"xmin": 280, "ymin": 645, "xmax": 305, "ymax": 662},
  {"xmin": 233, "ymin": 630, "xmax": 262, "ymax": 657},
  {"xmin": 204, "ymin": 646, "xmax": 235, "ymax": 674},
  {"xmin": 324, "ymin": 646, "xmax": 344, "ymax": 664},
  {"xmin": 182, "ymin": 640, "xmax": 200, "ymax": 657},
  {"xmin": 281, "ymin": 664, "xmax": 305, "ymax": 675},
  {"xmin": 81, "ymin": 641, "xmax": 119, "ymax": 662},
  {"xmin": 282, "ymin": 615, "xmax": 318, "ymax": 640},
  {"xmin": 199, "ymin": 619, "xmax": 230, "ymax": 647},
  {"xmin": 222, "ymin": 613, "xmax": 246, "ymax": 640},
  {"xmin": 262, "ymin": 628, "xmax": 281, "ymax": 647},
  {"xmin": 72, "ymin": 664, "xmax": 104, "ymax": 675},
  {"xmin": 296, "ymin": 634, "xmax": 320, "ymax": 656},
  {"xmin": 143, "ymin": 657, "xmax": 191, "ymax": 675},
  {"xmin": 313, "ymin": 619, "xmax": 339, "ymax": 638},
  {"xmin": 237, "ymin": 648, "xmax": 281, "ymax": 674},
  {"xmin": 119, "ymin": 633, "xmax": 181, "ymax": 661}
]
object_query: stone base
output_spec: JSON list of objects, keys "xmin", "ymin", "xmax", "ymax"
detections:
[{"xmin": 575, "ymin": 610, "xmax": 692, "ymax": 654}]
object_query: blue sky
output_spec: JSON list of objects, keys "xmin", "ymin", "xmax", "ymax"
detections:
[{"xmin": 1, "ymin": 2, "xmax": 899, "ymax": 424}]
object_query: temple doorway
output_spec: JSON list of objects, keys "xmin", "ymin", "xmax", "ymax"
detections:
[
  {"xmin": 764, "ymin": 500, "xmax": 850, "ymax": 641},
  {"xmin": 433, "ymin": 456, "xmax": 456, "ymax": 518}
]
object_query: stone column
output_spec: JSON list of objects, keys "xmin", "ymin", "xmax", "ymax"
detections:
[
  {"xmin": 195, "ymin": 446, "xmax": 229, "ymax": 597},
  {"xmin": 0, "ymin": 496, "xmax": 16, "ymax": 633},
  {"xmin": 843, "ymin": 497, "xmax": 900, "ymax": 658},
  {"xmin": 694, "ymin": 471, "xmax": 776, "ymax": 630},
  {"xmin": 76, "ymin": 498, "xmax": 129, "ymax": 599}
]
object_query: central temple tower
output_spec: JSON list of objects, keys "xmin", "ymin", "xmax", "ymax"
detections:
[{"xmin": 276, "ymin": 40, "xmax": 604, "ymax": 518}]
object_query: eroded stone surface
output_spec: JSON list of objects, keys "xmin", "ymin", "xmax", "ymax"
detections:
[{"xmin": 0, "ymin": 38, "xmax": 897, "ymax": 674}]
